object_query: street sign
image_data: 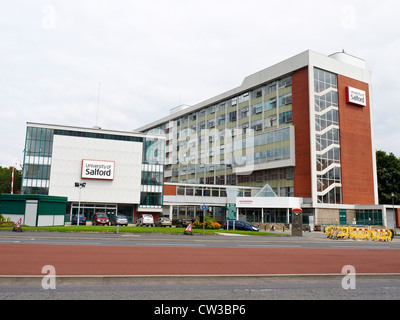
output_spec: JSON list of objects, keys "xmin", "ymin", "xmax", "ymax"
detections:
[
  {"xmin": 226, "ymin": 203, "xmax": 236, "ymax": 220},
  {"xmin": 200, "ymin": 205, "xmax": 209, "ymax": 210}
]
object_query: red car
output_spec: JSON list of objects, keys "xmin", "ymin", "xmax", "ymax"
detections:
[{"xmin": 92, "ymin": 212, "xmax": 109, "ymax": 226}]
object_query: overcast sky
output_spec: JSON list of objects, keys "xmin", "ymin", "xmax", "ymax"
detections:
[{"xmin": 1, "ymin": 0, "xmax": 400, "ymax": 168}]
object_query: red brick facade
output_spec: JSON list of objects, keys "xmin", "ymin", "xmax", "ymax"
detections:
[
  {"xmin": 337, "ymin": 75, "xmax": 376, "ymax": 205},
  {"xmin": 292, "ymin": 67, "xmax": 312, "ymax": 198}
]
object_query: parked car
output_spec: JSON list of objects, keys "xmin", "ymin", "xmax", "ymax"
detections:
[
  {"xmin": 92, "ymin": 212, "xmax": 109, "ymax": 226},
  {"xmin": 136, "ymin": 214, "xmax": 154, "ymax": 227},
  {"xmin": 155, "ymin": 217, "xmax": 172, "ymax": 227},
  {"xmin": 72, "ymin": 213, "xmax": 86, "ymax": 225},
  {"xmin": 110, "ymin": 214, "xmax": 128, "ymax": 226},
  {"xmin": 175, "ymin": 219, "xmax": 192, "ymax": 228},
  {"xmin": 223, "ymin": 220, "xmax": 259, "ymax": 231}
]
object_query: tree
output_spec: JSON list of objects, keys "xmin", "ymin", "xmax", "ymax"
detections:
[
  {"xmin": 0, "ymin": 166, "xmax": 22, "ymax": 194},
  {"xmin": 376, "ymin": 150, "xmax": 400, "ymax": 205}
]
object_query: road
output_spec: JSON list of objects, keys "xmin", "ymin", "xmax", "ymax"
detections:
[
  {"xmin": 1, "ymin": 231, "xmax": 400, "ymax": 276},
  {"xmin": 0, "ymin": 230, "xmax": 399, "ymax": 301}
]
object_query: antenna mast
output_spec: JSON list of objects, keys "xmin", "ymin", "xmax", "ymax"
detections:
[{"xmin": 96, "ymin": 82, "xmax": 100, "ymax": 127}]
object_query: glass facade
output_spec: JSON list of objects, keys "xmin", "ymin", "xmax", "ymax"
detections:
[
  {"xmin": 22, "ymin": 127, "xmax": 54, "ymax": 195},
  {"xmin": 356, "ymin": 209, "xmax": 383, "ymax": 226},
  {"xmin": 152, "ymin": 75, "xmax": 294, "ymax": 196},
  {"xmin": 22, "ymin": 125, "xmax": 164, "ymax": 212},
  {"xmin": 314, "ymin": 68, "xmax": 342, "ymax": 204},
  {"xmin": 140, "ymin": 137, "xmax": 165, "ymax": 209}
]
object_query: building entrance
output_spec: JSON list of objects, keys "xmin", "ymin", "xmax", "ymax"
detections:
[{"xmin": 69, "ymin": 204, "xmax": 117, "ymax": 222}]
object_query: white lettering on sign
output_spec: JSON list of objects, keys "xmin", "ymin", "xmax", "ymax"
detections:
[
  {"xmin": 81, "ymin": 159, "xmax": 115, "ymax": 180},
  {"xmin": 346, "ymin": 86, "xmax": 366, "ymax": 107}
]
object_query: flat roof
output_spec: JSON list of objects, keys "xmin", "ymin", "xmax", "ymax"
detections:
[
  {"xmin": 136, "ymin": 49, "xmax": 370, "ymax": 132},
  {"xmin": 27, "ymin": 122, "xmax": 165, "ymax": 140}
]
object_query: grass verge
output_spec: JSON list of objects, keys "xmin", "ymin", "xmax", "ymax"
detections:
[{"xmin": 0, "ymin": 225, "xmax": 287, "ymax": 236}]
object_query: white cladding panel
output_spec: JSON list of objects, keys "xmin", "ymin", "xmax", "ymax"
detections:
[{"xmin": 49, "ymin": 135, "xmax": 143, "ymax": 204}]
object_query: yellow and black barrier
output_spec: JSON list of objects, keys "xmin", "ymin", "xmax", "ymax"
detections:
[
  {"xmin": 371, "ymin": 228, "xmax": 392, "ymax": 242},
  {"xmin": 325, "ymin": 226, "xmax": 393, "ymax": 242},
  {"xmin": 325, "ymin": 226, "xmax": 351, "ymax": 239},
  {"xmin": 349, "ymin": 227, "xmax": 371, "ymax": 241}
]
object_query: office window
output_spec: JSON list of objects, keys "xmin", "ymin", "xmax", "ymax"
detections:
[
  {"xmin": 278, "ymin": 76, "xmax": 292, "ymax": 88},
  {"xmin": 264, "ymin": 98, "xmax": 277, "ymax": 111},
  {"xmin": 197, "ymin": 110, "xmax": 206, "ymax": 118},
  {"xmin": 238, "ymin": 92, "xmax": 249, "ymax": 103},
  {"xmin": 198, "ymin": 121, "xmax": 205, "ymax": 131},
  {"xmin": 207, "ymin": 106, "xmax": 215, "ymax": 114},
  {"xmin": 181, "ymin": 116, "xmax": 188, "ymax": 124},
  {"xmin": 279, "ymin": 93, "xmax": 292, "ymax": 106},
  {"xmin": 251, "ymin": 88, "xmax": 263, "ymax": 99},
  {"xmin": 207, "ymin": 119, "xmax": 216, "ymax": 128},
  {"xmin": 251, "ymin": 102, "xmax": 263, "ymax": 115},
  {"xmin": 228, "ymin": 111, "xmax": 237, "ymax": 122},
  {"xmin": 238, "ymin": 106, "xmax": 249, "ymax": 119},
  {"xmin": 265, "ymin": 82, "xmax": 277, "ymax": 94},
  {"xmin": 279, "ymin": 111, "xmax": 292, "ymax": 124},
  {"xmin": 251, "ymin": 119, "xmax": 263, "ymax": 131},
  {"xmin": 140, "ymin": 192, "xmax": 162, "ymax": 207},
  {"xmin": 217, "ymin": 102, "xmax": 226, "ymax": 111},
  {"xmin": 264, "ymin": 116, "xmax": 277, "ymax": 128},
  {"xmin": 217, "ymin": 115, "xmax": 225, "ymax": 126}
]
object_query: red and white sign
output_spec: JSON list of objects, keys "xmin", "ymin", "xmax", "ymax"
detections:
[
  {"xmin": 185, "ymin": 222, "xmax": 193, "ymax": 233},
  {"xmin": 346, "ymin": 86, "xmax": 366, "ymax": 107},
  {"xmin": 81, "ymin": 159, "xmax": 115, "ymax": 180}
]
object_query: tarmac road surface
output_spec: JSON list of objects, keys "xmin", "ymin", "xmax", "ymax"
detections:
[
  {"xmin": 1, "ymin": 231, "xmax": 399, "ymax": 302},
  {"xmin": 0, "ymin": 242, "xmax": 399, "ymax": 276}
]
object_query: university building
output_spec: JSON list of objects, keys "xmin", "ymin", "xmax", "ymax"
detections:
[
  {"xmin": 137, "ymin": 50, "xmax": 397, "ymax": 228},
  {"xmin": 15, "ymin": 50, "xmax": 399, "ymax": 229},
  {"xmin": 20, "ymin": 122, "xmax": 165, "ymax": 224}
]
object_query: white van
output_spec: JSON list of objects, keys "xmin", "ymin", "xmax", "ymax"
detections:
[{"xmin": 136, "ymin": 214, "xmax": 154, "ymax": 227}]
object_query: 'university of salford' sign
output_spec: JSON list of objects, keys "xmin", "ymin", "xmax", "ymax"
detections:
[
  {"xmin": 81, "ymin": 159, "xmax": 115, "ymax": 180},
  {"xmin": 346, "ymin": 86, "xmax": 366, "ymax": 107}
]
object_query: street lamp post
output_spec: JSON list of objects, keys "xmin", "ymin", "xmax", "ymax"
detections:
[
  {"xmin": 392, "ymin": 192, "xmax": 396, "ymax": 234},
  {"xmin": 74, "ymin": 182, "xmax": 86, "ymax": 226}
]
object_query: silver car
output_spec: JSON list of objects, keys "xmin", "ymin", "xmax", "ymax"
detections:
[
  {"xmin": 136, "ymin": 214, "xmax": 154, "ymax": 227},
  {"xmin": 155, "ymin": 217, "xmax": 172, "ymax": 227},
  {"xmin": 110, "ymin": 214, "xmax": 128, "ymax": 226}
]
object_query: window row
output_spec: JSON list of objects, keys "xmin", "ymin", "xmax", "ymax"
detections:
[
  {"xmin": 25, "ymin": 128, "xmax": 54, "ymax": 157},
  {"xmin": 141, "ymin": 171, "xmax": 163, "ymax": 186},
  {"xmin": 23, "ymin": 164, "xmax": 51, "ymax": 180},
  {"xmin": 173, "ymin": 77, "xmax": 292, "ymax": 128}
]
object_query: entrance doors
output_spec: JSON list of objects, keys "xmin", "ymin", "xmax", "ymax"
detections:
[
  {"xmin": 339, "ymin": 209, "xmax": 347, "ymax": 225},
  {"xmin": 69, "ymin": 204, "xmax": 117, "ymax": 222}
]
